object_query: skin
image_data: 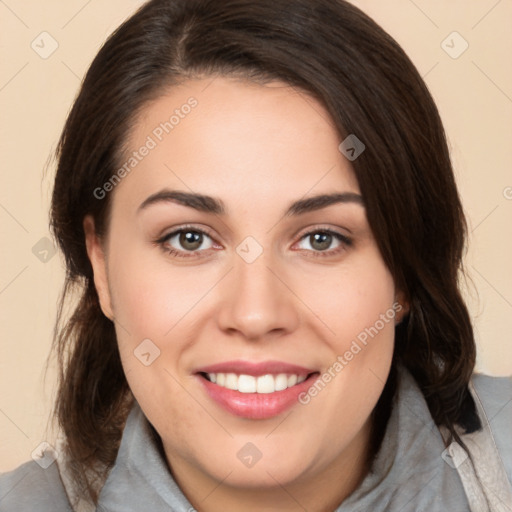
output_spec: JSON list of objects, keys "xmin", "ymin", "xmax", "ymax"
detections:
[{"xmin": 84, "ymin": 76, "xmax": 407, "ymax": 512}]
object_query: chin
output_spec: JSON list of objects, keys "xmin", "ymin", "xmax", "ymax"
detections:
[{"xmin": 215, "ymin": 460, "xmax": 308, "ymax": 489}]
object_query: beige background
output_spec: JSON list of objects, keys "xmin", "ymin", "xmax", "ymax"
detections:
[{"xmin": 0, "ymin": 0, "xmax": 511, "ymax": 472}]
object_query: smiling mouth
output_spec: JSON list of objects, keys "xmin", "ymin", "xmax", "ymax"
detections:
[{"xmin": 198, "ymin": 371, "xmax": 319, "ymax": 394}]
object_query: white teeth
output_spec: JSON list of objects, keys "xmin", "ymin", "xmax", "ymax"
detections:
[
  {"xmin": 238, "ymin": 374, "xmax": 256, "ymax": 393},
  {"xmin": 287, "ymin": 374, "xmax": 298, "ymax": 387},
  {"xmin": 275, "ymin": 374, "xmax": 288, "ymax": 391},
  {"xmin": 225, "ymin": 373, "xmax": 238, "ymax": 391},
  {"xmin": 256, "ymin": 374, "xmax": 275, "ymax": 394},
  {"xmin": 205, "ymin": 372, "xmax": 309, "ymax": 393}
]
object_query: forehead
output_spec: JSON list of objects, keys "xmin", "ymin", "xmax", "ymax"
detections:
[{"xmin": 114, "ymin": 76, "xmax": 360, "ymax": 212}]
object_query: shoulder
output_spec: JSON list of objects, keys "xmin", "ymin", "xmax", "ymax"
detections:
[
  {"xmin": 0, "ymin": 460, "xmax": 72, "ymax": 511},
  {"xmin": 470, "ymin": 371, "xmax": 512, "ymax": 484}
]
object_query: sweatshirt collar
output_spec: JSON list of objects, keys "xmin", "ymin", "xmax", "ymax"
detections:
[{"xmin": 335, "ymin": 366, "xmax": 467, "ymax": 510}]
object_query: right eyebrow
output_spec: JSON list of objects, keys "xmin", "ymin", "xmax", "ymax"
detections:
[{"xmin": 137, "ymin": 190, "xmax": 225, "ymax": 215}]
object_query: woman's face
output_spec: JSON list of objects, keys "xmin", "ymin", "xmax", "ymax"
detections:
[{"xmin": 85, "ymin": 76, "xmax": 404, "ymax": 502}]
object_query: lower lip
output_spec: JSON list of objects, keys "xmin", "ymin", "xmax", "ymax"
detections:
[{"xmin": 196, "ymin": 373, "xmax": 319, "ymax": 419}]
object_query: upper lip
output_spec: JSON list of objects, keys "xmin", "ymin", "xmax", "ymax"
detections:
[{"xmin": 195, "ymin": 360, "xmax": 317, "ymax": 377}]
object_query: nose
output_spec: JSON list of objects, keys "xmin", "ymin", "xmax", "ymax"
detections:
[{"xmin": 216, "ymin": 250, "xmax": 300, "ymax": 341}]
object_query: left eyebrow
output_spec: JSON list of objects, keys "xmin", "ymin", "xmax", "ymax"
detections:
[
  {"xmin": 137, "ymin": 189, "xmax": 364, "ymax": 216},
  {"xmin": 284, "ymin": 192, "xmax": 364, "ymax": 216}
]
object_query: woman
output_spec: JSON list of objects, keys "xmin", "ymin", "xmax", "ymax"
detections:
[{"xmin": 1, "ymin": 0, "xmax": 511, "ymax": 510}]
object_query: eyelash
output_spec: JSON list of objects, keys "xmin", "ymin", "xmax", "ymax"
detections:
[{"xmin": 154, "ymin": 225, "xmax": 353, "ymax": 260}]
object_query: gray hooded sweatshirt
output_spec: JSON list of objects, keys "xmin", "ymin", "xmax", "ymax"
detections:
[{"xmin": 1, "ymin": 365, "xmax": 511, "ymax": 511}]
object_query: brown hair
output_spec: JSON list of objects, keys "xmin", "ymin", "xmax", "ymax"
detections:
[{"xmin": 50, "ymin": 0, "xmax": 480, "ymax": 503}]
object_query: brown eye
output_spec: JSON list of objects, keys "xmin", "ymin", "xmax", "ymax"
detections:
[
  {"xmin": 159, "ymin": 228, "xmax": 215, "ymax": 255},
  {"xmin": 309, "ymin": 232, "xmax": 333, "ymax": 251},
  {"xmin": 179, "ymin": 231, "xmax": 203, "ymax": 251},
  {"xmin": 294, "ymin": 229, "xmax": 352, "ymax": 257}
]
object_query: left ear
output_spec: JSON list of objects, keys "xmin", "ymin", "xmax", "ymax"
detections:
[
  {"xmin": 394, "ymin": 290, "xmax": 410, "ymax": 324},
  {"xmin": 83, "ymin": 215, "xmax": 114, "ymax": 321}
]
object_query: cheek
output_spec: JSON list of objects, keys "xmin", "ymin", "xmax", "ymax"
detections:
[
  {"xmin": 105, "ymin": 246, "xmax": 205, "ymax": 430},
  {"xmin": 291, "ymin": 252, "xmax": 397, "ymax": 429},
  {"xmin": 105, "ymin": 243, "xmax": 228, "ymax": 408},
  {"xmin": 293, "ymin": 250, "xmax": 397, "ymax": 347},
  {"xmin": 107, "ymin": 244, "xmax": 220, "ymax": 340}
]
